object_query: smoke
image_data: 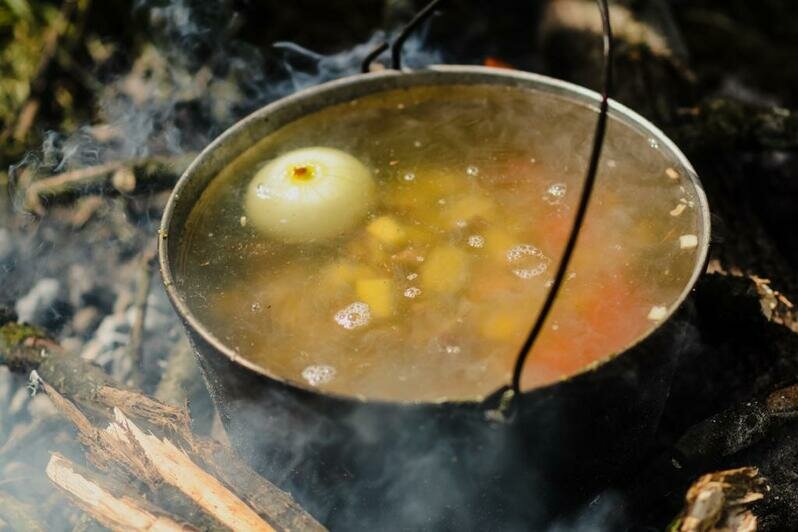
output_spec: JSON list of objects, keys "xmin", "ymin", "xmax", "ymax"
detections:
[
  {"xmin": 11, "ymin": 1, "xmax": 440, "ymax": 184},
  {"xmin": 272, "ymin": 29, "xmax": 441, "ymax": 93},
  {"xmin": 549, "ymin": 493, "xmax": 628, "ymax": 531},
  {"xmin": 2, "ymin": 1, "xmax": 637, "ymax": 529}
]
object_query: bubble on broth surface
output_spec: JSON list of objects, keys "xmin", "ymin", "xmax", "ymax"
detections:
[
  {"xmin": 542, "ymin": 182, "xmax": 567, "ymax": 205},
  {"xmin": 404, "ymin": 287, "xmax": 422, "ymax": 299},
  {"xmin": 468, "ymin": 235, "xmax": 485, "ymax": 248},
  {"xmin": 506, "ymin": 244, "xmax": 551, "ymax": 279},
  {"xmin": 466, "ymin": 165, "xmax": 479, "ymax": 176},
  {"xmin": 302, "ymin": 364, "xmax": 336, "ymax": 386},
  {"xmin": 334, "ymin": 302, "xmax": 371, "ymax": 329}
]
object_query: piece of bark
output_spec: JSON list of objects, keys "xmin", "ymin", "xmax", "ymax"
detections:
[
  {"xmin": 98, "ymin": 388, "xmax": 324, "ymax": 531},
  {"xmin": 38, "ymin": 376, "xmax": 228, "ymax": 531},
  {"xmin": 33, "ymin": 373, "xmax": 162, "ymax": 487},
  {"xmin": 112, "ymin": 409, "xmax": 274, "ymax": 532},
  {"xmin": 46, "ymin": 453, "xmax": 194, "ymax": 532},
  {"xmin": 97, "ymin": 387, "xmax": 191, "ymax": 441},
  {"xmin": 0, "ymin": 490, "xmax": 47, "ymax": 532},
  {"xmin": 674, "ymin": 467, "xmax": 766, "ymax": 532}
]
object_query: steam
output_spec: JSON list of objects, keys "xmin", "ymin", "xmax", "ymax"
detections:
[{"xmin": 273, "ymin": 30, "xmax": 441, "ymax": 93}]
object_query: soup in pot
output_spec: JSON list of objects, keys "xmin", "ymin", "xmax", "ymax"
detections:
[{"xmin": 175, "ymin": 84, "xmax": 701, "ymax": 402}]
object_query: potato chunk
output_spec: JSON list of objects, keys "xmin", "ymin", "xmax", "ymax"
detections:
[
  {"xmin": 356, "ymin": 278, "xmax": 395, "ymax": 318},
  {"xmin": 367, "ymin": 216, "xmax": 407, "ymax": 247},
  {"xmin": 321, "ymin": 261, "xmax": 375, "ymax": 289},
  {"xmin": 482, "ymin": 228, "xmax": 518, "ymax": 262},
  {"xmin": 480, "ymin": 311, "xmax": 525, "ymax": 342},
  {"xmin": 420, "ymin": 245, "xmax": 470, "ymax": 294},
  {"xmin": 444, "ymin": 194, "xmax": 495, "ymax": 226}
]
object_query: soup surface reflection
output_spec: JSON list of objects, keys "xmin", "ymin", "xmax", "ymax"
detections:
[{"xmin": 176, "ymin": 84, "xmax": 701, "ymax": 402}]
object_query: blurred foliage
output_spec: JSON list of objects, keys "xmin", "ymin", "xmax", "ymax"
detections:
[{"xmin": 0, "ymin": 0, "xmax": 60, "ymax": 129}]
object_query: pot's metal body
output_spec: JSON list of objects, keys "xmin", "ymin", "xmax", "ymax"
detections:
[{"xmin": 160, "ymin": 66, "xmax": 710, "ymax": 530}]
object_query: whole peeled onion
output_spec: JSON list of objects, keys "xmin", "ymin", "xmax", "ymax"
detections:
[{"xmin": 244, "ymin": 147, "xmax": 376, "ymax": 242}]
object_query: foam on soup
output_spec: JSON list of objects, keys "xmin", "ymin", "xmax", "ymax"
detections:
[{"xmin": 175, "ymin": 84, "xmax": 701, "ymax": 402}]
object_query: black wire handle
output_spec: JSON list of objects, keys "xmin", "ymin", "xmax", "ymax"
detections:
[
  {"xmin": 361, "ymin": 0, "xmax": 444, "ymax": 73},
  {"xmin": 509, "ymin": 0, "xmax": 614, "ymax": 403},
  {"xmin": 361, "ymin": 42, "xmax": 389, "ymax": 73},
  {"xmin": 362, "ymin": 0, "xmax": 615, "ymax": 414}
]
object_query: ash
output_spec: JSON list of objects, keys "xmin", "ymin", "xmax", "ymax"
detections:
[{"xmin": 1, "ymin": 0, "xmax": 798, "ymax": 530}]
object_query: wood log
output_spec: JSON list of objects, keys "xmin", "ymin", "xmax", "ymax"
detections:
[
  {"xmin": 112, "ymin": 409, "xmax": 274, "ymax": 532},
  {"xmin": 46, "ymin": 453, "xmax": 195, "ymax": 532},
  {"xmin": 1, "ymin": 324, "xmax": 326, "ymax": 531}
]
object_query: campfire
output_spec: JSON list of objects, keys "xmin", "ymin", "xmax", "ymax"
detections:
[{"xmin": 1, "ymin": 0, "xmax": 797, "ymax": 530}]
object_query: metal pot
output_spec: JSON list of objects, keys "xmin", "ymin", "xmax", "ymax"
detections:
[{"xmin": 159, "ymin": 66, "xmax": 710, "ymax": 530}]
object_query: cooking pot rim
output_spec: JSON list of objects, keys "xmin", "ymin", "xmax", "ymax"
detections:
[{"xmin": 158, "ymin": 64, "xmax": 711, "ymax": 407}]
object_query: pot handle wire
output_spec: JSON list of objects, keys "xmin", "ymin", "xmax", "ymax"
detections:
[
  {"xmin": 363, "ymin": 0, "xmax": 614, "ymax": 417},
  {"xmin": 508, "ymin": 0, "xmax": 614, "ymax": 410},
  {"xmin": 361, "ymin": 0, "xmax": 444, "ymax": 72}
]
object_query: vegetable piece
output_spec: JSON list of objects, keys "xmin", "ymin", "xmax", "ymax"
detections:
[
  {"xmin": 245, "ymin": 147, "xmax": 375, "ymax": 242},
  {"xmin": 355, "ymin": 278, "xmax": 395, "ymax": 318},
  {"xmin": 383, "ymin": 168, "xmax": 460, "ymax": 228},
  {"xmin": 443, "ymin": 194, "xmax": 495, "ymax": 226},
  {"xmin": 420, "ymin": 245, "xmax": 470, "ymax": 294},
  {"xmin": 319, "ymin": 261, "xmax": 375, "ymax": 289},
  {"xmin": 482, "ymin": 228, "xmax": 518, "ymax": 262},
  {"xmin": 367, "ymin": 216, "xmax": 407, "ymax": 247},
  {"xmin": 480, "ymin": 310, "xmax": 525, "ymax": 342}
]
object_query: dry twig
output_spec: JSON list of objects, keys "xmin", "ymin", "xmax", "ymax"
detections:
[
  {"xmin": 126, "ymin": 249, "xmax": 158, "ymax": 387},
  {"xmin": 24, "ymin": 162, "xmax": 123, "ymax": 215},
  {"xmin": 675, "ymin": 467, "xmax": 767, "ymax": 532},
  {"xmin": 0, "ymin": 323, "xmax": 326, "ymax": 531},
  {"xmin": 113, "ymin": 409, "xmax": 274, "ymax": 532},
  {"xmin": 47, "ymin": 453, "xmax": 194, "ymax": 532},
  {"xmin": 22, "ymin": 155, "xmax": 193, "ymax": 215}
]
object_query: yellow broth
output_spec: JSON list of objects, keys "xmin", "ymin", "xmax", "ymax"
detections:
[{"xmin": 175, "ymin": 84, "xmax": 701, "ymax": 402}]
